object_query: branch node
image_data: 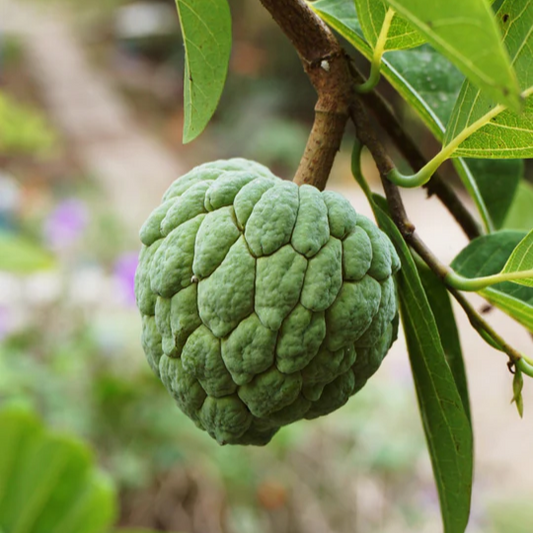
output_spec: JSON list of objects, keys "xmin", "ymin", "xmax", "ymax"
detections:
[{"xmin": 259, "ymin": 0, "xmax": 353, "ymax": 190}]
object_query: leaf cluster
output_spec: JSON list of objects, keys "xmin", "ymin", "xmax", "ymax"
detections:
[{"xmin": 165, "ymin": 1, "xmax": 533, "ymax": 531}]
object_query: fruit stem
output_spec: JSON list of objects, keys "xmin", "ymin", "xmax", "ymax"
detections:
[{"xmin": 259, "ymin": 0, "xmax": 354, "ymax": 190}]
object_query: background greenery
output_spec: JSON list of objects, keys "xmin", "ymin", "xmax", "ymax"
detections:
[{"xmin": 1, "ymin": 1, "xmax": 532, "ymax": 532}]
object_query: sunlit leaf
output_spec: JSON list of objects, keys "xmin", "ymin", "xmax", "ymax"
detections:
[
  {"xmin": 176, "ymin": 0, "xmax": 232, "ymax": 143},
  {"xmin": 451, "ymin": 231, "xmax": 533, "ymax": 333},
  {"xmin": 444, "ymin": 0, "xmax": 533, "ymax": 158},
  {"xmin": 311, "ymin": 0, "xmax": 515, "ymax": 231},
  {"xmin": 354, "ymin": 0, "xmax": 424, "ymax": 50},
  {"xmin": 504, "ymin": 180, "xmax": 533, "ymax": 230},
  {"xmin": 384, "ymin": 0, "xmax": 520, "ymax": 111},
  {"xmin": 312, "ymin": 0, "xmax": 450, "ymax": 137},
  {"xmin": 502, "ymin": 229, "xmax": 533, "ymax": 287}
]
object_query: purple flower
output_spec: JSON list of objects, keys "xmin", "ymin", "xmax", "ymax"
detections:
[
  {"xmin": 43, "ymin": 199, "xmax": 89, "ymax": 250},
  {"xmin": 114, "ymin": 252, "xmax": 139, "ymax": 306}
]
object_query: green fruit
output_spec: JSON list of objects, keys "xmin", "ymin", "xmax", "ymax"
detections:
[{"xmin": 135, "ymin": 158, "xmax": 400, "ymax": 445}]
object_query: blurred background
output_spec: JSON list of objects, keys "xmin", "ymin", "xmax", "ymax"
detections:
[{"xmin": 1, "ymin": 1, "xmax": 532, "ymax": 532}]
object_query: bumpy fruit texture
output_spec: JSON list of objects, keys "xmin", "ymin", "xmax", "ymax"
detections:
[{"xmin": 135, "ymin": 159, "xmax": 400, "ymax": 446}]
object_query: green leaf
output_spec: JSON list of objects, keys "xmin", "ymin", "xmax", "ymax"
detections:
[
  {"xmin": 501, "ymin": 229, "xmax": 533, "ymax": 287},
  {"xmin": 417, "ymin": 266, "xmax": 471, "ymax": 424},
  {"xmin": 0, "ymin": 232, "xmax": 55, "ymax": 274},
  {"xmin": 451, "ymin": 230, "xmax": 527, "ymax": 277},
  {"xmin": 451, "ymin": 231, "xmax": 533, "ymax": 332},
  {"xmin": 383, "ymin": 0, "xmax": 520, "ymax": 111},
  {"xmin": 176, "ymin": 0, "xmax": 232, "ymax": 143},
  {"xmin": 312, "ymin": 0, "xmax": 453, "ymax": 137},
  {"xmin": 464, "ymin": 158, "xmax": 523, "ymax": 229},
  {"xmin": 354, "ymin": 0, "xmax": 424, "ymax": 50},
  {"xmin": 385, "ymin": 46, "xmax": 464, "ymax": 126},
  {"xmin": 312, "ymin": 0, "xmax": 503, "ymax": 231},
  {"xmin": 504, "ymin": 180, "xmax": 533, "ymax": 230},
  {"xmin": 0, "ymin": 405, "xmax": 117, "ymax": 533},
  {"xmin": 481, "ymin": 288, "xmax": 533, "ymax": 333},
  {"xmin": 372, "ymin": 198, "xmax": 473, "ymax": 533},
  {"xmin": 444, "ymin": 1, "xmax": 533, "ymax": 158},
  {"xmin": 512, "ymin": 368, "xmax": 524, "ymax": 418}
]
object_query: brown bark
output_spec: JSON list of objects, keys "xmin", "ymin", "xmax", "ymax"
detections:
[{"xmin": 259, "ymin": 0, "xmax": 353, "ymax": 190}]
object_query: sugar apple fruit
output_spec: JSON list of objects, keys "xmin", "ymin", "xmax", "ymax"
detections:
[{"xmin": 135, "ymin": 158, "xmax": 400, "ymax": 446}]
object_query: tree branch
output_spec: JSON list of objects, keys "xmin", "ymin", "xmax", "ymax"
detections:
[
  {"xmin": 259, "ymin": 0, "xmax": 353, "ymax": 190},
  {"xmin": 347, "ymin": 65, "xmax": 482, "ymax": 240},
  {"xmin": 260, "ymin": 0, "xmax": 526, "ymax": 370},
  {"xmin": 349, "ymin": 98, "xmax": 525, "ymax": 367},
  {"xmin": 361, "ymin": 91, "xmax": 482, "ymax": 240}
]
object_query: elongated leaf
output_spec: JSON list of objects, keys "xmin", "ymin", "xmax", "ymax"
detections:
[
  {"xmin": 444, "ymin": 1, "xmax": 533, "ymax": 158},
  {"xmin": 385, "ymin": 46, "xmax": 463, "ymax": 126},
  {"xmin": 502, "ymin": 229, "xmax": 533, "ymax": 287},
  {"xmin": 372, "ymin": 199, "xmax": 473, "ymax": 533},
  {"xmin": 354, "ymin": 0, "xmax": 424, "ymax": 50},
  {"xmin": 452, "ymin": 230, "xmax": 527, "ymax": 277},
  {"xmin": 176, "ymin": 0, "xmax": 232, "ymax": 143},
  {"xmin": 451, "ymin": 231, "xmax": 533, "ymax": 332},
  {"xmin": 0, "ymin": 405, "xmax": 116, "ymax": 533},
  {"xmin": 504, "ymin": 180, "xmax": 533, "ymax": 230},
  {"xmin": 481, "ymin": 288, "xmax": 533, "ymax": 332},
  {"xmin": 465, "ymin": 158, "xmax": 523, "ymax": 229},
  {"xmin": 418, "ymin": 266, "xmax": 471, "ymax": 424},
  {"xmin": 311, "ymin": 0, "xmax": 514, "ymax": 232},
  {"xmin": 384, "ymin": 0, "xmax": 520, "ymax": 110}
]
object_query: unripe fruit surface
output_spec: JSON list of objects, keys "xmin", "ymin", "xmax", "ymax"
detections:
[{"xmin": 135, "ymin": 159, "xmax": 400, "ymax": 445}]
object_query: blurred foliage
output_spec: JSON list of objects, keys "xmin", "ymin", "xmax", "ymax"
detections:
[
  {"xmin": 0, "ymin": 231, "xmax": 55, "ymax": 273},
  {"xmin": 0, "ymin": 36, "xmax": 24, "ymax": 69},
  {"xmin": 487, "ymin": 498, "xmax": 533, "ymax": 533},
  {"xmin": 0, "ymin": 304, "xmax": 434, "ymax": 531},
  {"xmin": 1, "ymin": 1, "xmax": 532, "ymax": 531},
  {"xmin": 0, "ymin": 404, "xmax": 116, "ymax": 533},
  {"xmin": 0, "ymin": 92, "xmax": 57, "ymax": 156}
]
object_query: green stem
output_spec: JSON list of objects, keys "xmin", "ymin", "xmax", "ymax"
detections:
[
  {"xmin": 453, "ymin": 159, "xmax": 493, "ymax": 234},
  {"xmin": 445, "ymin": 269, "xmax": 533, "ymax": 292},
  {"xmin": 517, "ymin": 357, "xmax": 533, "ymax": 378},
  {"xmin": 351, "ymin": 140, "xmax": 373, "ymax": 199},
  {"xmin": 355, "ymin": 8, "xmax": 394, "ymax": 94},
  {"xmin": 351, "ymin": 136, "xmax": 533, "ymax": 380},
  {"xmin": 387, "ymin": 86, "xmax": 533, "ymax": 188}
]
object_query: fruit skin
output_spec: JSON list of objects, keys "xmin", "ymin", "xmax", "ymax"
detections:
[{"xmin": 135, "ymin": 158, "xmax": 400, "ymax": 446}]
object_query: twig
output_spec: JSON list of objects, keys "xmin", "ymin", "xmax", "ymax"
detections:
[
  {"xmin": 259, "ymin": 0, "xmax": 528, "ymax": 371},
  {"xmin": 349, "ymin": 98, "xmax": 527, "ymax": 369},
  {"xmin": 348, "ymin": 64, "xmax": 482, "ymax": 240},
  {"xmin": 259, "ymin": 0, "xmax": 353, "ymax": 190}
]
